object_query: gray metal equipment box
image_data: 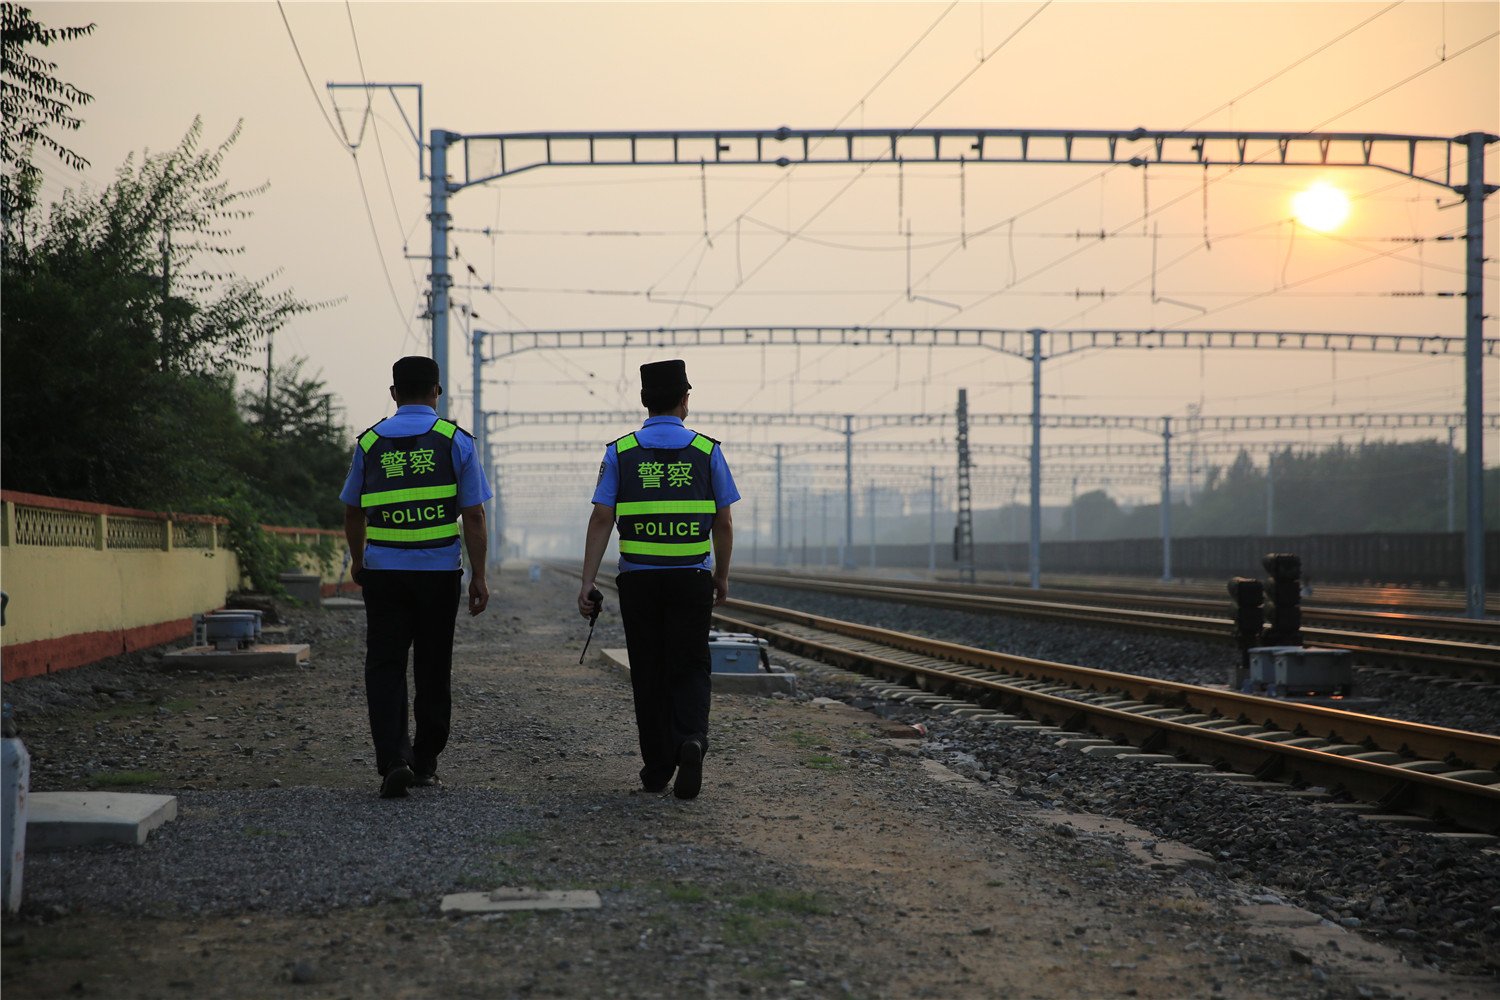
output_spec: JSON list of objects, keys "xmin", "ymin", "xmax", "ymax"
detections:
[
  {"xmin": 708, "ymin": 631, "xmax": 769, "ymax": 674},
  {"xmin": 1246, "ymin": 646, "xmax": 1352, "ymax": 694}
]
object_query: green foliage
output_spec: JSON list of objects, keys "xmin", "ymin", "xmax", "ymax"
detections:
[
  {"xmin": 1, "ymin": 118, "xmax": 347, "ymax": 593},
  {"xmin": 1, "ymin": 4, "xmax": 94, "ymax": 223}
]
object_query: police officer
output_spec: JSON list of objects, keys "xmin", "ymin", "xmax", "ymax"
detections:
[
  {"xmin": 578, "ymin": 360, "xmax": 738, "ymax": 799},
  {"xmin": 341, "ymin": 356, "xmax": 493, "ymax": 798}
]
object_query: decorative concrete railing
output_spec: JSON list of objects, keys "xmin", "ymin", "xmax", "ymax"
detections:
[{"xmin": 0, "ymin": 491, "xmax": 346, "ymax": 681}]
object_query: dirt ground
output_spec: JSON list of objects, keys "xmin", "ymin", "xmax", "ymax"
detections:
[{"xmin": 2, "ymin": 566, "xmax": 1493, "ymax": 1000}]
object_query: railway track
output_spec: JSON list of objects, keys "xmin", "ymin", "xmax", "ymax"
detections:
[
  {"xmin": 941, "ymin": 573, "xmax": 1500, "ymax": 616},
  {"xmin": 710, "ymin": 597, "xmax": 1500, "ymax": 836},
  {"xmin": 732, "ymin": 569, "xmax": 1500, "ymax": 681}
]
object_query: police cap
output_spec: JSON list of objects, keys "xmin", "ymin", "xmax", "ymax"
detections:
[
  {"xmin": 392, "ymin": 356, "xmax": 442, "ymax": 394},
  {"xmin": 640, "ymin": 359, "xmax": 691, "ymax": 393}
]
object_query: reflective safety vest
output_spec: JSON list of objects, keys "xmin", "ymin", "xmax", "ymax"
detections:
[
  {"xmin": 612, "ymin": 430, "xmax": 717, "ymax": 567},
  {"xmin": 358, "ymin": 418, "xmax": 462, "ymax": 548}
]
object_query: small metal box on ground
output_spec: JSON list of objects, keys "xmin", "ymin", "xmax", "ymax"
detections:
[
  {"xmin": 278, "ymin": 572, "xmax": 323, "ymax": 607},
  {"xmin": 1246, "ymin": 646, "xmax": 1353, "ymax": 697},
  {"xmin": 708, "ymin": 631, "xmax": 770, "ymax": 674}
]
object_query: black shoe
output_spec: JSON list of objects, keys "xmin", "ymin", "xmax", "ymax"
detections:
[
  {"xmin": 413, "ymin": 771, "xmax": 441, "ymax": 788},
  {"xmin": 641, "ymin": 780, "xmax": 669, "ymax": 794},
  {"xmin": 673, "ymin": 742, "xmax": 703, "ymax": 800},
  {"xmin": 380, "ymin": 765, "xmax": 415, "ymax": 799}
]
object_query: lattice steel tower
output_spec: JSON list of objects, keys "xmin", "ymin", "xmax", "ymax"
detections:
[{"xmin": 955, "ymin": 389, "xmax": 976, "ymax": 585}]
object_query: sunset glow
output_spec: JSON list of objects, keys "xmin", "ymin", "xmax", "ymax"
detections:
[{"xmin": 1292, "ymin": 182, "xmax": 1351, "ymax": 231}]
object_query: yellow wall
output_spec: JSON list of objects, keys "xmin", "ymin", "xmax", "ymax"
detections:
[
  {"xmin": 0, "ymin": 539, "xmax": 240, "ymax": 648},
  {"xmin": 0, "ymin": 497, "xmax": 347, "ymax": 658}
]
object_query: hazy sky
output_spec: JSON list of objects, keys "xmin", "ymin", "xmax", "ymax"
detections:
[{"xmin": 25, "ymin": 1, "xmax": 1500, "ymax": 533}]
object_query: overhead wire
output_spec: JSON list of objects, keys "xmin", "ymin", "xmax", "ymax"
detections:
[
  {"xmin": 700, "ymin": 1, "xmax": 1054, "ymax": 320},
  {"xmin": 275, "ymin": 0, "xmax": 418, "ymax": 352},
  {"xmin": 909, "ymin": 7, "xmax": 1491, "ymax": 330},
  {"xmin": 634, "ymin": 1, "xmax": 965, "ymax": 312}
]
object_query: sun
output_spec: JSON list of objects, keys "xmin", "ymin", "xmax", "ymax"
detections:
[{"xmin": 1292, "ymin": 183, "xmax": 1350, "ymax": 232}]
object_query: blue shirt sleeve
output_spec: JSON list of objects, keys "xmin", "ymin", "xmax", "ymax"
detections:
[
  {"xmin": 453, "ymin": 432, "xmax": 494, "ymax": 509},
  {"xmin": 710, "ymin": 446, "xmax": 740, "ymax": 508},
  {"xmin": 590, "ymin": 445, "xmax": 619, "ymax": 507},
  {"xmin": 338, "ymin": 445, "xmax": 365, "ymax": 506}
]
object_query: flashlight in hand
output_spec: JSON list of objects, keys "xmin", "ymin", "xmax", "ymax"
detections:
[{"xmin": 579, "ymin": 588, "xmax": 604, "ymax": 664}]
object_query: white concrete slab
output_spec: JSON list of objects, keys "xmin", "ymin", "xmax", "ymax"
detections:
[
  {"xmin": 163, "ymin": 644, "xmax": 310, "ymax": 671},
  {"xmin": 27, "ymin": 792, "xmax": 177, "ymax": 849},
  {"xmin": 441, "ymin": 887, "xmax": 602, "ymax": 915},
  {"xmin": 599, "ymin": 648, "xmax": 797, "ymax": 695}
]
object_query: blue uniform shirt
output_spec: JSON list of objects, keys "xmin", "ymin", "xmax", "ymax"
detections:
[
  {"xmin": 340, "ymin": 405, "xmax": 494, "ymax": 571},
  {"xmin": 592, "ymin": 416, "xmax": 740, "ymax": 573}
]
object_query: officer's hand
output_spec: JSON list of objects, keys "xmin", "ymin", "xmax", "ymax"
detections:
[
  {"xmin": 712, "ymin": 573, "xmax": 730, "ymax": 607},
  {"xmin": 468, "ymin": 577, "xmax": 489, "ymax": 616},
  {"xmin": 578, "ymin": 584, "xmax": 602, "ymax": 619}
]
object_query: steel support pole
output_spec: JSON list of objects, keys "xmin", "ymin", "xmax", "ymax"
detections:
[
  {"xmin": 929, "ymin": 467, "xmax": 937, "ymax": 573},
  {"xmin": 868, "ymin": 481, "xmax": 876, "ymax": 570},
  {"xmin": 1462, "ymin": 132, "xmax": 1488, "ymax": 619},
  {"xmin": 774, "ymin": 443, "xmax": 784, "ymax": 566},
  {"xmin": 821, "ymin": 491, "xmax": 828, "ymax": 569},
  {"xmin": 429, "ymin": 129, "xmax": 453, "ymax": 419},
  {"xmin": 1029, "ymin": 329, "xmax": 1043, "ymax": 589},
  {"xmin": 751, "ymin": 497, "xmax": 758, "ymax": 565},
  {"xmin": 1070, "ymin": 476, "xmax": 1078, "ymax": 542},
  {"xmin": 1161, "ymin": 415, "xmax": 1173, "ymax": 583},
  {"xmin": 469, "ymin": 312, "xmax": 482, "ymax": 447},
  {"xmin": 1266, "ymin": 456, "xmax": 1275, "ymax": 536},
  {"xmin": 843, "ymin": 415, "xmax": 855, "ymax": 569},
  {"xmin": 1448, "ymin": 425, "xmax": 1456, "ymax": 535}
]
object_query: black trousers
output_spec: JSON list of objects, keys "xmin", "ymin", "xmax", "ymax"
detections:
[
  {"xmin": 360, "ymin": 568, "xmax": 462, "ymax": 776},
  {"xmin": 616, "ymin": 568, "xmax": 713, "ymax": 787}
]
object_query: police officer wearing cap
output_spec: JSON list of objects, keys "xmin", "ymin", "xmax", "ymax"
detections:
[
  {"xmin": 341, "ymin": 356, "xmax": 493, "ymax": 798},
  {"xmin": 578, "ymin": 359, "xmax": 739, "ymax": 799}
]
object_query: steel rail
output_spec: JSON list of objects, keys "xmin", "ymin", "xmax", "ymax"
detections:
[
  {"xmin": 731, "ymin": 571, "xmax": 1500, "ymax": 680},
  {"xmin": 712, "ymin": 601, "xmax": 1500, "ymax": 835},
  {"xmin": 739, "ymin": 570, "xmax": 1500, "ymax": 642},
  {"xmin": 1022, "ymin": 577, "xmax": 1500, "ymax": 615}
]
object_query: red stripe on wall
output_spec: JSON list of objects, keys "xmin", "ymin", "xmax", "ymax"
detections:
[{"xmin": 2, "ymin": 618, "xmax": 193, "ymax": 682}]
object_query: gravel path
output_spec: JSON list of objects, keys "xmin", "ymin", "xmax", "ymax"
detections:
[{"xmin": 1, "ymin": 567, "xmax": 1495, "ymax": 1000}]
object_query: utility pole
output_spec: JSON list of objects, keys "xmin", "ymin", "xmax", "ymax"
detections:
[
  {"xmin": 1266, "ymin": 455, "xmax": 1275, "ymax": 537},
  {"xmin": 868, "ymin": 480, "xmax": 877, "ymax": 571},
  {"xmin": 843, "ymin": 415, "xmax": 855, "ymax": 569},
  {"xmin": 1447, "ymin": 425, "xmax": 1456, "ymax": 534},
  {"xmin": 751, "ymin": 496, "xmax": 758, "ymax": 565},
  {"xmin": 955, "ymin": 388, "xmax": 975, "ymax": 585},
  {"xmin": 1070, "ymin": 475, "xmax": 1078, "ymax": 542},
  {"xmin": 774, "ymin": 443, "xmax": 784, "ymax": 567},
  {"xmin": 1029, "ymin": 328, "xmax": 1043, "ymax": 589},
  {"xmin": 801, "ymin": 484, "xmax": 808, "ymax": 566},
  {"xmin": 428, "ymin": 129, "xmax": 454, "ymax": 419},
  {"xmin": 1160, "ymin": 415, "xmax": 1172, "ymax": 583},
  {"xmin": 159, "ymin": 222, "xmax": 172, "ymax": 372},
  {"xmin": 264, "ymin": 336, "xmax": 274, "ymax": 424},
  {"xmin": 1461, "ymin": 132, "xmax": 1489, "ymax": 619},
  {"xmin": 929, "ymin": 467, "xmax": 937, "ymax": 573},
  {"xmin": 821, "ymin": 491, "xmax": 828, "ymax": 569}
]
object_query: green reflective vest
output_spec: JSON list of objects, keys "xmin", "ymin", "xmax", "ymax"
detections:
[
  {"xmin": 358, "ymin": 418, "xmax": 461, "ymax": 548},
  {"xmin": 613, "ymin": 431, "xmax": 716, "ymax": 567}
]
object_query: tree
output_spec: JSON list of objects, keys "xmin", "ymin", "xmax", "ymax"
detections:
[
  {"xmin": 2, "ymin": 120, "xmax": 333, "ymax": 512},
  {"xmin": 238, "ymin": 357, "xmax": 352, "ymax": 529},
  {"xmin": 1, "ymin": 3, "xmax": 93, "ymax": 225}
]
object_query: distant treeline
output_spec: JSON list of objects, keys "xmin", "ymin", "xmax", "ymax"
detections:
[{"xmin": 867, "ymin": 440, "xmax": 1497, "ymax": 545}]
